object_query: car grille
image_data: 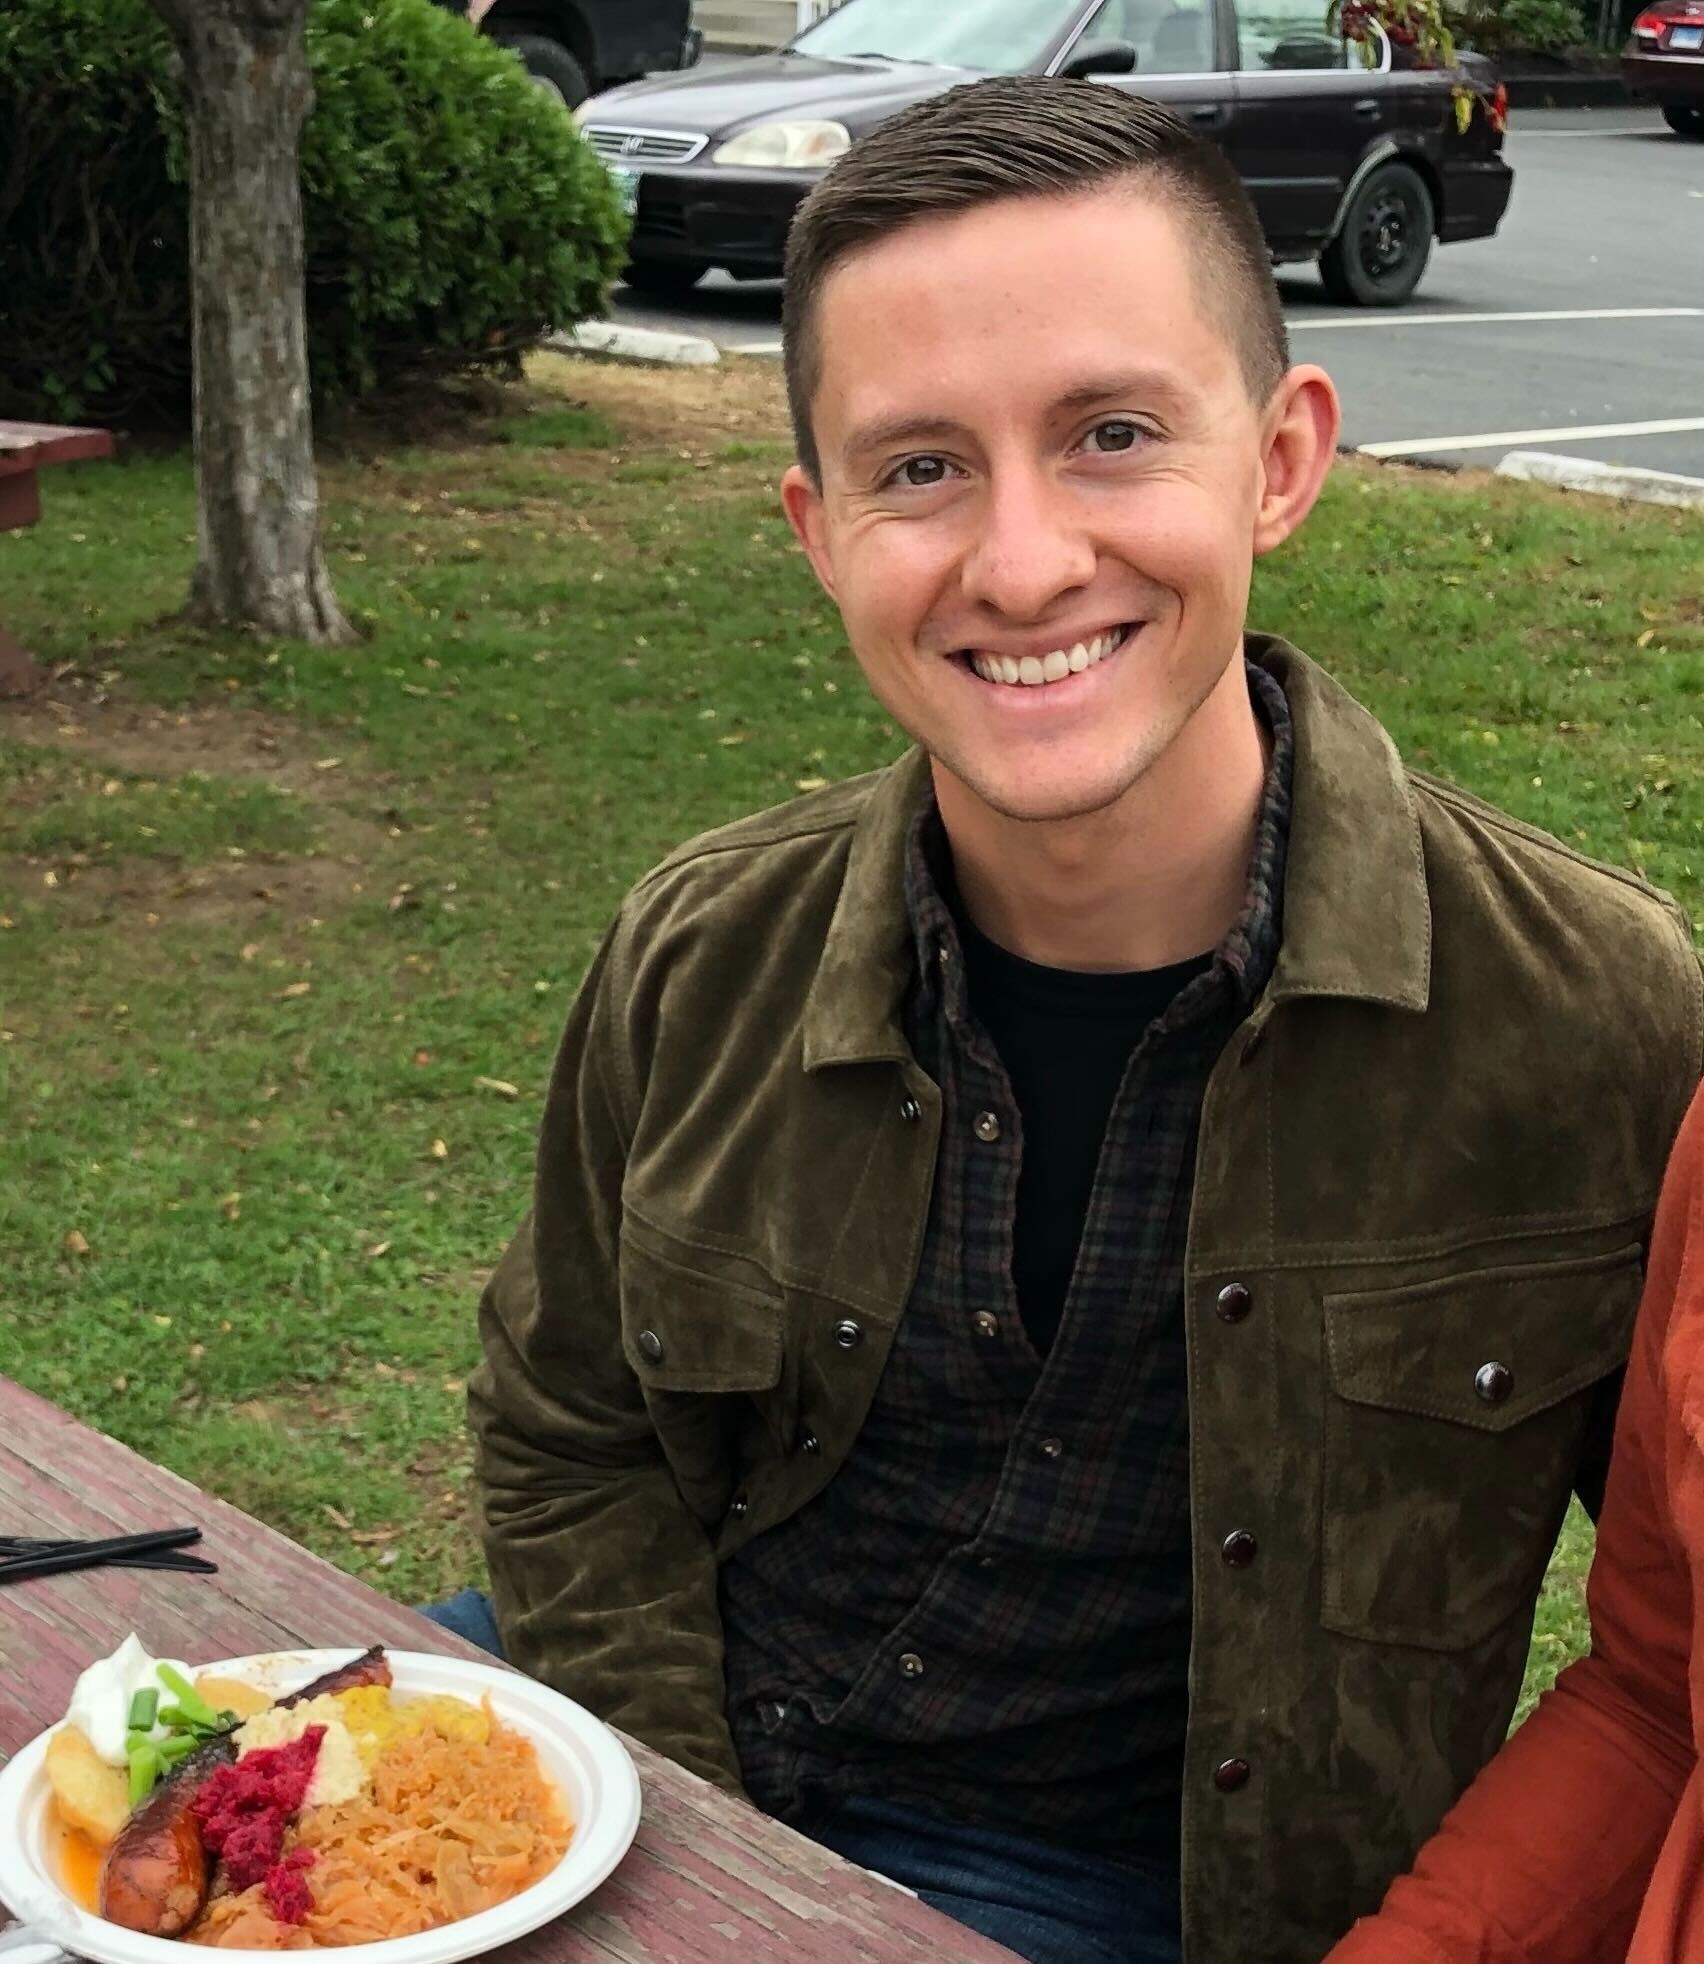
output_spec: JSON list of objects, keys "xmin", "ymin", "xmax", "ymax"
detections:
[{"xmin": 582, "ymin": 125, "xmax": 708, "ymax": 166}]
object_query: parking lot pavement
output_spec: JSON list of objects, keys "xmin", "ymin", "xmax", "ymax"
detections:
[{"xmin": 607, "ymin": 104, "xmax": 1704, "ymax": 484}]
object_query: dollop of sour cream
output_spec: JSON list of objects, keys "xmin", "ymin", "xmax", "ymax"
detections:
[{"xmin": 65, "ymin": 1632, "xmax": 194, "ymax": 1768}]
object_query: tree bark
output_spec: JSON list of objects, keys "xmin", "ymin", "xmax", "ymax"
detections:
[{"xmin": 146, "ymin": 0, "xmax": 354, "ymax": 644}]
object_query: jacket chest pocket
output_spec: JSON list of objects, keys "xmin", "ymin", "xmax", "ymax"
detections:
[
  {"xmin": 618, "ymin": 1221, "xmax": 792, "ymax": 1524},
  {"xmin": 1321, "ymin": 1243, "xmax": 1643, "ymax": 1650}
]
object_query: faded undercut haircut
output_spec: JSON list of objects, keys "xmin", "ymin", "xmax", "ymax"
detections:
[{"xmin": 781, "ymin": 76, "xmax": 1291, "ymax": 483}]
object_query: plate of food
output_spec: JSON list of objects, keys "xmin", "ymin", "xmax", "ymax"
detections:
[{"xmin": 0, "ymin": 1634, "xmax": 641, "ymax": 1963}]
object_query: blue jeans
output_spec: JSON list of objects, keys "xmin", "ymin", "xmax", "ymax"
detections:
[{"xmin": 417, "ymin": 1591, "xmax": 1181, "ymax": 1964}]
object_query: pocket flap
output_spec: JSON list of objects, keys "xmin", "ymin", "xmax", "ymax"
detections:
[
  {"xmin": 619, "ymin": 1220, "xmax": 785, "ymax": 1393},
  {"xmin": 1325, "ymin": 1244, "xmax": 1643, "ymax": 1433}
]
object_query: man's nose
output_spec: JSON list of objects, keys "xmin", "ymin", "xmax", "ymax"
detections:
[{"xmin": 959, "ymin": 466, "xmax": 1097, "ymax": 622}]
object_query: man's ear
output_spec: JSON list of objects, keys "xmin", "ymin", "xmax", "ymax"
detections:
[
  {"xmin": 782, "ymin": 463, "xmax": 838, "ymax": 601},
  {"xmin": 1252, "ymin": 365, "xmax": 1341, "ymax": 558}
]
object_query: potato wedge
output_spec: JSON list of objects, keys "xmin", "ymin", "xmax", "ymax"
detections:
[
  {"xmin": 192, "ymin": 1674, "xmax": 274, "ymax": 1721},
  {"xmin": 45, "ymin": 1724, "xmax": 129, "ymax": 1848}
]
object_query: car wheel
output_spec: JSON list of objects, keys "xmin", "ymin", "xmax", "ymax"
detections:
[
  {"xmin": 1662, "ymin": 105, "xmax": 1704, "ymax": 137},
  {"xmin": 622, "ymin": 258, "xmax": 707, "ymax": 299},
  {"xmin": 492, "ymin": 33, "xmax": 589, "ymax": 111},
  {"xmin": 1318, "ymin": 162, "xmax": 1435, "ymax": 307}
]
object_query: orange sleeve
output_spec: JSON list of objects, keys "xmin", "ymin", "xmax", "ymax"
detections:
[{"xmin": 1326, "ymin": 1085, "xmax": 1704, "ymax": 1964}]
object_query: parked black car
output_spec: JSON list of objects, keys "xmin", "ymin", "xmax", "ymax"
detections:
[
  {"xmin": 431, "ymin": 0, "xmax": 700, "ymax": 109},
  {"xmin": 579, "ymin": 0, "xmax": 1511, "ymax": 306}
]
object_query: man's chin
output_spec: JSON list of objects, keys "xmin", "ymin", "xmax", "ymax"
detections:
[{"xmin": 938, "ymin": 757, "xmax": 1156, "ymax": 829}]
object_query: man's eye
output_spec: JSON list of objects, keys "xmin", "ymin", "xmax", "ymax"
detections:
[
  {"xmin": 896, "ymin": 456, "xmax": 949, "ymax": 487},
  {"xmin": 1089, "ymin": 420, "xmax": 1142, "ymax": 454}
]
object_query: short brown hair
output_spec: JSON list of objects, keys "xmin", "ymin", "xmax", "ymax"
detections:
[{"xmin": 781, "ymin": 76, "xmax": 1290, "ymax": 482}]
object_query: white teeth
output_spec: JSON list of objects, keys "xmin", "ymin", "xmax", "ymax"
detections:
[{"xmin": 968, "ymin": 626, "xmax": 1126, "ymax": 687}]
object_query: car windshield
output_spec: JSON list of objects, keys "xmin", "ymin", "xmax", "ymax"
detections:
[{"xmin": 792, "ymin": 0, "xmax": 1073, "ymax": 73}]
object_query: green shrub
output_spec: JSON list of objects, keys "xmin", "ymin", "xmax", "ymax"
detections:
[
  {"xmin": 0, "ymin": 0, "xmax": 628, "ymax": 422},
  {"xmin": 1446, "ymin": 0, "xmax": 1588, "ymax": 53}
]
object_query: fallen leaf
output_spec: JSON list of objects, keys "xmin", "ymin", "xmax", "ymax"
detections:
[
  {"xmin": 442, "ymin": 1376, "xmax": 466, "ymax": 1395},
  {"xmin": 428, "ymin": 1138, "xmax": 449, "ymax": 1160},
  {"xmin": 189, "ymin": 1343, "xmax": 206, "ymax": 1360},
  {"xmin": 152, "ymin": 1314, "xmax": 172, "ymax": 1328},
  {"xmin": 63, "ymin": 1229, "xmax": 92, "ymax": 1257},
  {"xmin": 475, "ymin": 1076, "xmax": 520, "ymax": 1099},
  {"xmin": 221, "ymin": 1192, "xmax": 242, "ymax": 1222},
  {"xmin": 323, "ymin": 1504, "xmax": 354, "ymax": 1531},
  {"xmin": 412, "ymin": 1049, "xmax": 431, "ymax": 1065},
  {"xmin": 240, "ymin": 942, "xmax": 261, "ymax": 962},
  {"xmin": 350, "ymin": 1527, "xmax": 400, "ymax": 1546},
  {"xmin": 795, "ymin": 776, "xmax": 830, "ymax": 792},
  {"xmin": 378, "ymin": 1549, "xmax": 399, "ymax": 1568},
  {"xmin": 365, "ymin": 1239, "xmax": 392, "ymax": 1259},
  {"xmin": 1636, "ymin": 628, "xmax": 1656, "ymax": 648},
  {"xmin": 280, "ymin": 980, "xmax": 311, "ymax": 999}
]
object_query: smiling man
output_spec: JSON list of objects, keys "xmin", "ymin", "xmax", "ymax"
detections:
[{"xmin": 465, "ymin": 80, "xmax": 1702, "ymax": 1964}]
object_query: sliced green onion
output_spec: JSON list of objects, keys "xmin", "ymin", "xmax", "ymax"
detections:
[
  {"xmin": 155, "ymin": 1665, "xmax": 218, "ymax": 1727},
  {"xmin": 127, "ymin": 1744, "xmax": 162, "ymax": 1806},
  {"xmin": 127, "ymin": 1687, "xmax": 160, "ymax": 1732},
  {"xmin": 125, "ymin": 1728, "xmax": 154, "ymax": 1756},
  {"xmin": 156, "ymin": 1732, "xmax": 199, "ymax": 1764}
]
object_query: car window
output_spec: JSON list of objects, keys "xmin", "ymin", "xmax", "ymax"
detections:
[
  {"xmin": 794, "ymin": 0, "xmax": 1072, "ymax": 73},
  {"xmin": 1232, "ymin": 0, "xmax": 1350, "ymax": 67},
  {"xmin": 1079, "ymin": 0, "xmax": 1218, "ymax": 73}
]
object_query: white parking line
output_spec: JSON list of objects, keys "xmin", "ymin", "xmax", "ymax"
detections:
[
  {"xmin": 1292, "ymin": 307, "xmax": 1704, "ymax": 331},
  {"xmin": 1361, "ymin": 416, "xmax": 1704, "ymax": 459}
]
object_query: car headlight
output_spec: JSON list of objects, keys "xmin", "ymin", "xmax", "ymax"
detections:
[{"xmin": 712, "ymin": 120, "xmax": 852, "ymax": 169}]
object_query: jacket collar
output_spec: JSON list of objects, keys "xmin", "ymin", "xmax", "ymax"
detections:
[{"xmin": 800, "ymin": 636, "xmax": 1431, "ymax": 1072}]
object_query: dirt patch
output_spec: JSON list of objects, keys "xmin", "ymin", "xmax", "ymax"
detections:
[
  {"xmin": 0, "ymin": 679, "xmax": 399, "ymax": 927},
  {"xmin": 1, "ymin": 846, "xmax": 371, "ymax": 930},
  {"xmin": 524, "ymin": 349, "xmax": 790, "ymax": 454}
]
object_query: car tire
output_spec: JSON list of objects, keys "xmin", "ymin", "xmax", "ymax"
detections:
[
  {"xmin": 1318, "ymin": 161, "xmax": 1435, "ymax": 307},
  {"xmin": 493, "ymin": 33, "xmax": 589, "ymax": 111},
  {"xmin": 622, "ymin": 258, "xmax": 708, "ymax": 299},
  {"xmin": 1661, "ymin": 105, "xmax": 1704, "ymax": 137}
]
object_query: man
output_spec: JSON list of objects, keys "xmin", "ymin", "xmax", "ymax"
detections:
[{"xmin": 463, "ymin": 79, "xmax": 1702, "ymax": 1964}]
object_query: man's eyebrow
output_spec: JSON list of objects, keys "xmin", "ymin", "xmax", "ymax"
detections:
[
  {"xmin": 842, "ymin": 410, "xmax": 971, "ymax": 463},
  {"xmin": 841, "ymin": 369, "xmax": 1198, "ymax": 464}
]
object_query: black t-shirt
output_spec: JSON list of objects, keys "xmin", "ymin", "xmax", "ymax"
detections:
[{"xmin": 958, "ymin": 915, "xmax": 1212, "ymax": 1357}]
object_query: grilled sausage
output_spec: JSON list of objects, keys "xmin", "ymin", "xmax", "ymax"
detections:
[
  {"xmin": 98, "ymin": 1646, "xmax": 391, "ymax": 1935},
  {"xmin": 98, "ymin": 1734, "xmax": 234, "ymax": 1937}
]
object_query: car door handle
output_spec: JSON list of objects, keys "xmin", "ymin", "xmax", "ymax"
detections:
[
  {"xmin": 1353, "ymin": 97, "xmax": 1382, "ymax": 119},
  {"xmin": 1188, "ymin": 103, "xmax": 1227, "ymax": 127}
]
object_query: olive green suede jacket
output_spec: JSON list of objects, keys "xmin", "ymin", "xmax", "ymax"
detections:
[{"xmin": 469, "ymin": 638, "xmax": 1704, "ymax": 1964}]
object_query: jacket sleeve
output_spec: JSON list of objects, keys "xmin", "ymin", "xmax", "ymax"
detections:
[
  {"xmin": 1325, "ymin": 1086, "xmax": 1704, "ymax": 1964},
  {"xmin": 467, "ymin": 922, "xmax": 746, "ymax": 1794}
]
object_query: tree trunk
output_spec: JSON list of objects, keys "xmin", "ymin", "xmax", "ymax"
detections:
[{"xmin": 147, "ymin": 0, "xmax": 354, "ymax": 644}]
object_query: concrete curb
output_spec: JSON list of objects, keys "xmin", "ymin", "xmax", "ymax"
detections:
[
  {"xmin": 1496, "ymin": 449, "xmax": 1704, "ymax": 510},
  {"xmin": 548, "ymin": 322, "xmax": 721, "ymax": 367}
]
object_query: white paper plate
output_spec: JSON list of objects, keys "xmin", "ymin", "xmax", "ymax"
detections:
[{"xmin": 0, "ymin": 1648, "xmax": 641, "ymax": 1964}]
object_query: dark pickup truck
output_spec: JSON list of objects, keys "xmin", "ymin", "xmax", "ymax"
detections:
[{"xmin": 433, "ymin": 0, "xmax": 701, "ymax": 109}]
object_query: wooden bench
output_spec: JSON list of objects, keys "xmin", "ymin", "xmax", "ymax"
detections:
[
  {"xmin": 0, "ymin": 1375, "xmax": 1017, "ymax": 1963},
  {"xmin": 0, "ymin": 419, "xmax": 116, "ymax": 696}
]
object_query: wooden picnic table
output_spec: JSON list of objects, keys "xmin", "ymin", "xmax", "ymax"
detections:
[
  {"xmin": 0, "ymin": 420, "xmax": 116, "ymax": 697},
  {"xmin": 0, "ymin": 1375, "xmax": 1016, "ymax": 1963}
]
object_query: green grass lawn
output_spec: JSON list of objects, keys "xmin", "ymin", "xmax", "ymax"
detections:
[{"xmin": 3, "ymin": 353, "xmax": 1700, "ymax": 1714}]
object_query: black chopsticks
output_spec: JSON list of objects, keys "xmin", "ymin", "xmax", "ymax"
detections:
[{"xmin": 0, "ymin": 1525, "xmax": 218, "ymax": 1584}]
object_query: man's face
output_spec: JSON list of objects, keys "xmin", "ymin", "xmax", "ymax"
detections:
[{"xmin": 783, "ymin": 185, "xmax": 1330, "ymax": 826}]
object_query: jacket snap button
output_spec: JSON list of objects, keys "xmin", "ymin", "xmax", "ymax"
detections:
[
  {"xmin": 971, "ymin": 1310, "xmax": 999, "ymax": 1338},
  {"xmin": 800, "ymin": 1431, "xmax": 821, "ymax": 1456},
  {"xmin": 832, "ymin": 1319, "xmax": 864, "ymax": 1350},
  {"xmin": 897, "ymin": 1652, "xmax": 925, "ymax": 1678},
  {"xmin": 1475, "ymin": 1361, "xmax": 1514, "ymax": 1405},
  {"xmin": 900, "ymin": 1094, "xmax": 922, "ymax": 1123},
  {"xmin": 729, "ymin": 1492, "xmax": 749, "ymax": 1520},
  {"xmin": 636, "ymin": 1329, "xmax": 665, "ymax": 1364},
  {"xmin": 973, "ymin": 1111, "xmax": 1002, "ymax": 1144},
  {"xmin": 1215, "ymin": 1283, "xmax": 1252, "ymax": 1324},
  {"xmin": 1213, "ymin": 1757, "xmax": 1252, "ymax": 1793},
  {"xmin": 1221, "ymin": 1530, "xmax": 1259, "ymax": 1569}
]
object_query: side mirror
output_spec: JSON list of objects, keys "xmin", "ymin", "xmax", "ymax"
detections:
[{"xmin": 1061, "ymin": 37, "xmax": 1140, "ymax": 77}]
